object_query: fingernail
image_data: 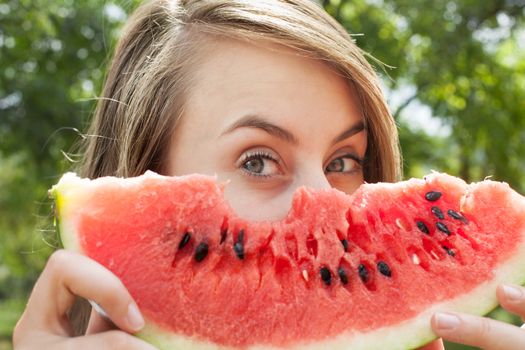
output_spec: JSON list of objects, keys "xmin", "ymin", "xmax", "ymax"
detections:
[
  {"xmin": 127, "ymin": 303, "xmax": 145, "ymax": 330},
  {"xmin": 503, "ymin": 285, "xmax": 522, "ymax": 302},
  {"xmin": 434, "ymin": 312, "xmax": 460, "ymax": 330}
]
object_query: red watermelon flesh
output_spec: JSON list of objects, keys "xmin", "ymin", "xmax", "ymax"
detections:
[{"xmin": 51, "ymin": 172, "xmax": 525, "ymax": 350}]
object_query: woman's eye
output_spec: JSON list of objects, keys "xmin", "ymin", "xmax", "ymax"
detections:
[
  {"xmin": 244, "ymin": 158, "xmax": 264, "ymax": 173},
  {"xmin": 240, "ymin": 152, "xmax": 281, "ymax": 177},
  {"xmin": 325, "ymin": 155, "xmax": 362, "ymax": 174}
]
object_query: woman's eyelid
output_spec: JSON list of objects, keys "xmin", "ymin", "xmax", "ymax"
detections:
[
  {"xmin": 239, "ymin": 148, "xmax": 280, "ymax": 164},
  {"xmin": 339, "ymin": 153, "xmax": 365, "ymax": 165},
  {"xmin": 326, "ymin": 148, "xmax": 364, "ymax": 167}
]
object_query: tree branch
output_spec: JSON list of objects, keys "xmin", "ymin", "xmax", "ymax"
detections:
[{"xmin": 393, "ymin": 93, "xmax": 419, "ymax": 120}]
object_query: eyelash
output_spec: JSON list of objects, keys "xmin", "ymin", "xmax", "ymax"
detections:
[
  {"xmin": 239, "ymin": 150, "xmax": 279, "ymax": 178},
  {"xmin": 325, "ymin": 153, "xmax": 364, "ymax": 174}
]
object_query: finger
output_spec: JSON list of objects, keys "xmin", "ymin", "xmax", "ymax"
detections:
[
  {"xmin": 24, "ymin": 250, "xmax": 144, "ymax": 334},
  {"xmin": 86, "ymin": 307, "xmax": 116, "ymax": 334},
  {"xmin": 62, "ymin": 330, "xmax": 158, "ymax": 349},
  {"xmin": 417, "ymin": 338, "xmax": 445, "ymax": 350},
  {"xmin": 432, "ymin": 312, "xmax": 525, "ymax": 349},
  {"xmin": 497, "ymin": 284, "xmax": 525, "ymax": 320}
]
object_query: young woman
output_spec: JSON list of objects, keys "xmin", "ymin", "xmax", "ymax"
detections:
[{"xmin": 13, "ymin": 1, "xmax": 525, "ymax": 349}]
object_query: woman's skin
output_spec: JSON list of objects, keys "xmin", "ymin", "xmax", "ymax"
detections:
[
  {"xmin": 13, "ymin": 37, "xmax": 525, "ymax": 350},
  {"xmin": 167, "ymin": 37, "xmax": 367, "ymax": 221}
]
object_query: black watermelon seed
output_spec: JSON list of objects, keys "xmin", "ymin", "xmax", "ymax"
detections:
[
  {"xmin": 220, "ymin": 229, "xmax": 227, "ymax": 244},
  {"xmin": 442, "ymin": 246, "xmax": 455, "ymax": 257},
  {"xmin": 178, "ymin": 232, "xmax": 191, "ymax": 249},
  {"xmin": 233, "ymin": 230, "xmax": 245, "ymax": 260},
  {"xmin": 337, "ymin": 267, "xmax": 349, "ymax": 285},
  {"xmin": 416, "ymin": 221, "xmax": 430, "ymax": 234},
  {"xmin": 358, "ymin": 264, "xmax": 369, "ymax": 283},
  {"xmin": 431, "ymin": 206, "xmax": 444, "ymax": 220},
  {"xmin": 320, "ymin": 267, "xmax": 332, "ymax": 286},
  {"xmin": 341, "ymin": 239, "xmax": 349, "ymax": 252},
  {"xmin": 447, "ymin": 209, "xmax": 468, "ymax": 224},
  {"xmin": 377, "ymin": 261, "xmax": 392, "ymax": 277},
  {"xmin": 233, "ymin": 243, "xmax": 244, "ymax": 260},
  {"xmin": 436, "ymin": 222, "xmax": 451, "ymax": 236},
  {"xmin": 425, "ymin": 191, "xmax": 442, "ymax": 201},
  {"xmin": 194, "ymin": 242, "xmax": 209, "ymax": 262}
]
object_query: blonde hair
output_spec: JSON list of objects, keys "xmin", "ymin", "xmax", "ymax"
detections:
[{"xmin": 79, "ymin": 0, "xmax": 401, "ymax": 183}]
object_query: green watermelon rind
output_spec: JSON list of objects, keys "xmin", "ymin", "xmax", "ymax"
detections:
[{"xmin": 50, "ymin": 172, "xmax": 525, "ymax": 350}]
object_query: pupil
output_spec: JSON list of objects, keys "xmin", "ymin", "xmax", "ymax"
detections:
[
  {"xmin": 245, "ymin": 158, "xmax": 264, "ymax": 173},
  {"xmin": 328, "ymin": 158, "xmax": 343, "ymax": 172}
]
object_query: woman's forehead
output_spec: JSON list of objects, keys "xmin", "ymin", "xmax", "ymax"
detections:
[{"xmin": 181, "ymin": 37, "xmax": 363, "ymax": 141}]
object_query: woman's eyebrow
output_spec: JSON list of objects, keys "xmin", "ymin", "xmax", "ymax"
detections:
[
  {"xmin": 221, "ymin": 115, "xmax": 365, "ymax": 145},
  {"xmin": 221, "ymin": 114, "xmax": 298, "ymax": 144},
  {"xmin": 331, "ymin": 121, "xmax": 365, "ymax": 145}
]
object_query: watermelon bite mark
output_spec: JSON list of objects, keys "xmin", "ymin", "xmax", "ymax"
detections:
[{"xmin": 50, "ymin": 172, "xmax": 525, "ymax": 350}]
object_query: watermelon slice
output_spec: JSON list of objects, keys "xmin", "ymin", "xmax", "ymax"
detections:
[{"xmin": 50, "ymin": 171, "xmax": 525, "ymax": 350}]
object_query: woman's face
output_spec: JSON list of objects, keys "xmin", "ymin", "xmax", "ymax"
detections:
[{"xmin": 167, "ymin": 38, "xmax": 367, "ymax": 221}]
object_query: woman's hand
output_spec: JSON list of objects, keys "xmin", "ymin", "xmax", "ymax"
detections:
[
  {"xmin": 431, "ymin": 284, "xmax": 525, "ymax": 349},
  {"xmin": 13, "ymin": 249, "xmax": 157, "ymax": 349}
]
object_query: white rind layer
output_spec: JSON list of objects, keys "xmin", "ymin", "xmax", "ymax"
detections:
[{"xmin": 52, "ymin": 172, "xmax": 92, "ymax": 253}]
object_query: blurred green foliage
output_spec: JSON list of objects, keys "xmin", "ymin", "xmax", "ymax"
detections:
[{"xmin": 1, "ymin": 0, "xmax": 524, "ymax": 349}]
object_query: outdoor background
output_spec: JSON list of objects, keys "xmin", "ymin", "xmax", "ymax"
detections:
[{"xmin": 1, "ymin": 0, "xmax": 524, "ymax": 349}]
